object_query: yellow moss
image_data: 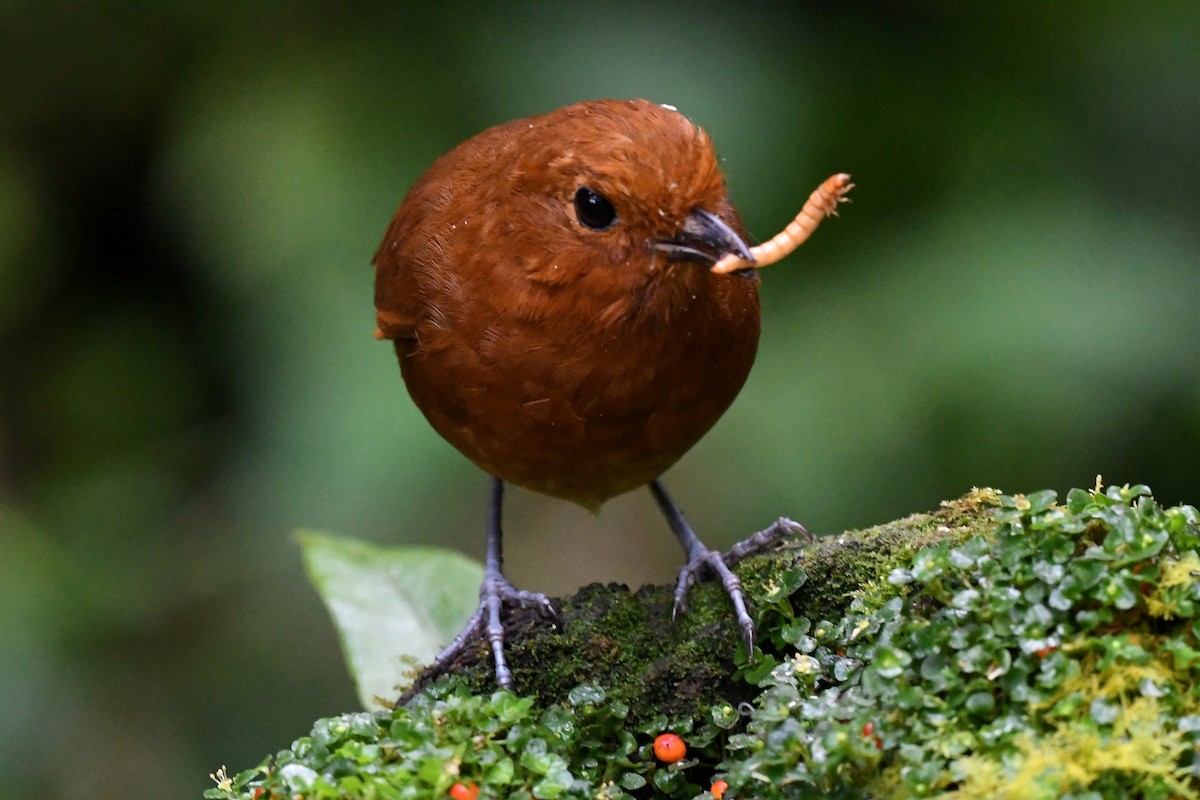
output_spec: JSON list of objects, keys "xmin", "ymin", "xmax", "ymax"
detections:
[
  {"xmin": 1158, "ymin": 551, "xmax": 1198, "ymax": 591},
  {"xmin": 946, "ymin": 487, "xmax": 1002, "ymax": 510},
  {"xmin": 865, "ymin": 764, "xmax": 905, "ymax": 798},
  {"xmin": 1056, "ymin": 652, "xmax": 1176, "ymax": 703},
  {"xmin": 1147, "ymin": 551, "xmax": 1200, "ymax": 619},
  {"xmin": 942, "ymin": 756, "xmax": 1008, "ymax": 799},
  {"xmin": 945, "ymin": 698, "xmax": 1196, "ymax": 800}
]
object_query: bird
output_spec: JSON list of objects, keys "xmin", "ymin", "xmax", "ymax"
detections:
[{"xmin": 374, "ymin": 98, "xmax": 805, "ymax": 689}]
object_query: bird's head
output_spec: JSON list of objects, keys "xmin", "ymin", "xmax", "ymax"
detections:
[{"xmin": 504, "ymin": 99, "xmax": 754, "ymax": 290}]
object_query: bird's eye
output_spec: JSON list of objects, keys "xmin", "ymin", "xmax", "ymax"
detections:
[{"xmin": 573, "ymin": 186, "xmax": 617, "ymax": 230}]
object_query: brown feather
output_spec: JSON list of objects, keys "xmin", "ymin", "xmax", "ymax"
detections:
[{"xmin": 373, "ymin": 99, "xmax": 760, "ymax": 511}]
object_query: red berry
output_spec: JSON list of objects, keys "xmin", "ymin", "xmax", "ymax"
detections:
[
  {"xmin": 861, "ymin": 722, "xmax": 874, "ymax": 738},
  {"xmin": 449, "ymin": 782, "xmax": 479, "ymax": 800},
  {"xmin": 711, "ymin": 778, "xmax": 730, "ymax": 798},
  {"xmin": 653, "ymin": 732, "xmax": 687, "ymax": 763}
]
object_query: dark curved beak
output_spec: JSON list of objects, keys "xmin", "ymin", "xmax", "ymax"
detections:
[{"xmin": 650, "ymin": 208, "xmax": 755, "ymax": 266}]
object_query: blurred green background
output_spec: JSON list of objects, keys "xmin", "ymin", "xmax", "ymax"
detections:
[{"xmin": 1, "ymin": 2, "xmax": 1196, "ymax": 798}]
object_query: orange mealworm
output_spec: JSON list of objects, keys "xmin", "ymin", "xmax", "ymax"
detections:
[{"xmin": 711, "ymin": 173, "xmax": 853, "ymax": 274}]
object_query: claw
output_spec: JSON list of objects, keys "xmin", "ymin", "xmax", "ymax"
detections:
[
  {"xmin": 672, "ymin": 546, "xmax": 756, "ymax": 650},
  {"xmin": 722, "ymin": 517, "xmax": 809, "ymax": 565},
  {"xmin": 652, "ymin": 481, "xmax": 809, "ymax": 654},
  {"xmin": 422, "ymin": 573, "xmax": 553, "ymax": 690}
]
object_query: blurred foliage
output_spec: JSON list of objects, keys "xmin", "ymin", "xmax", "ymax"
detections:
[{"xmin": 0, "ymin": 2, "xmax": 1196, "ymax": 799}]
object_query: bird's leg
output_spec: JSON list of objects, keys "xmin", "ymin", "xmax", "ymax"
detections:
[
  {"xmin": 649, "ymin": 480, "xmax": 804, "ymax": 651},
  {"xmin": 423, "ymin": 477, "xmax": 556, "ymax": 689},
  {"xmin": 649, "ymin": 479, "xmax": 753, "ymax": 648}
]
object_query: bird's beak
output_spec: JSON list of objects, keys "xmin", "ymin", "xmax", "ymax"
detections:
[{"xmin": 650, "ymin": 208, "xmax": 756, "ymax": 267}]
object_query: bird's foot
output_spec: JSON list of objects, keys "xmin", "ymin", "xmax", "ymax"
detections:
[
  {"xmin": 722, "ymin": 516, "xmax": 810, "ymax": 565},
  {"xmin": 420, "ymin": 573, "xmax": 557, "ymax": 691},
  {"xmin": 673, "ymin": 517, "xmax": 809, "ymax": 651}
]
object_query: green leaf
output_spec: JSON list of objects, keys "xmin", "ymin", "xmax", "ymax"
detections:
[
  {"xmin": 873, "ymin": 646, "xmax": 912, "ymax": 679},
  {"xmin": 742, "ymin": 653, "xmax": 780, "ymax": 686},
  {"xmin": 711, "ymin": 703, "xmax": 741, "ymax": 730},
  {"xmin": 620, "ymin": 772, "xmax": 647, "ymax": 790},
  {"xmin": 297, "ymin": 530, "xmax": 483, "ymax": 708},
  {"xmin": 1026, "ymin": 489, "xmax": 1058, "ymax": 514},
  {"xmin": 567, "ymin": 684, "xmax": 606, "ymax": 707},
  {"xmin": 965, "ymin": 691, "xmax": 995, "ymax": 713}
]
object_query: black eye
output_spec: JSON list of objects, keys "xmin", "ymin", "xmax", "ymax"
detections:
[{"xmin": 573, "ymin": 186, "xmax": 617, "ymax": 230}]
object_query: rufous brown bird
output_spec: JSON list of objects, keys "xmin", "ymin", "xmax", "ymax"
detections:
[{"xmin": 374, "ymin": 98, "xmax": 809, "ymax": 688}]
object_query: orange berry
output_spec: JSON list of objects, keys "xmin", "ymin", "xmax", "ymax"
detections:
[
  {"xmin": 653, "ymin": 732, "xmax": 687, "ymax": 763},
  {"xmin": 448, "ymin": 782, "xmax": 479, "ymax": 800},
  {"xmin": 711, "ymin": 778, "xmax": 729, "ymax": 798}
]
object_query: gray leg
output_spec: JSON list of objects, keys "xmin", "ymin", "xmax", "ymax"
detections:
[
  {"xmin": 649, "ymin": 480, "xmax": 805, "ymax": 650},
  {"xmin": 425, "ymin": 477, "xmax": 556, "ymax": 688}
]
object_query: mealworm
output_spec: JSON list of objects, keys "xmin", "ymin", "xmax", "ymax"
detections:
[{"xmin": 711, "ymin": 173, "xmax": 853, "ymax": 275}]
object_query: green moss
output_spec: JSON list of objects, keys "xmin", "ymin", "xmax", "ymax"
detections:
[{"xmin": 207, "ymin": 486, "xmax": 1199, "ymax": 799}]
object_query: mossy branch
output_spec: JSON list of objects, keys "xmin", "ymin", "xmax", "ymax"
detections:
[
  {"xmin": 409, "ymin": 490, "xmax": 1000, "ymax": 722},
  {"xmin": 208, "ymin": 487, "xmax": 1200, "ymax": 800}
]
